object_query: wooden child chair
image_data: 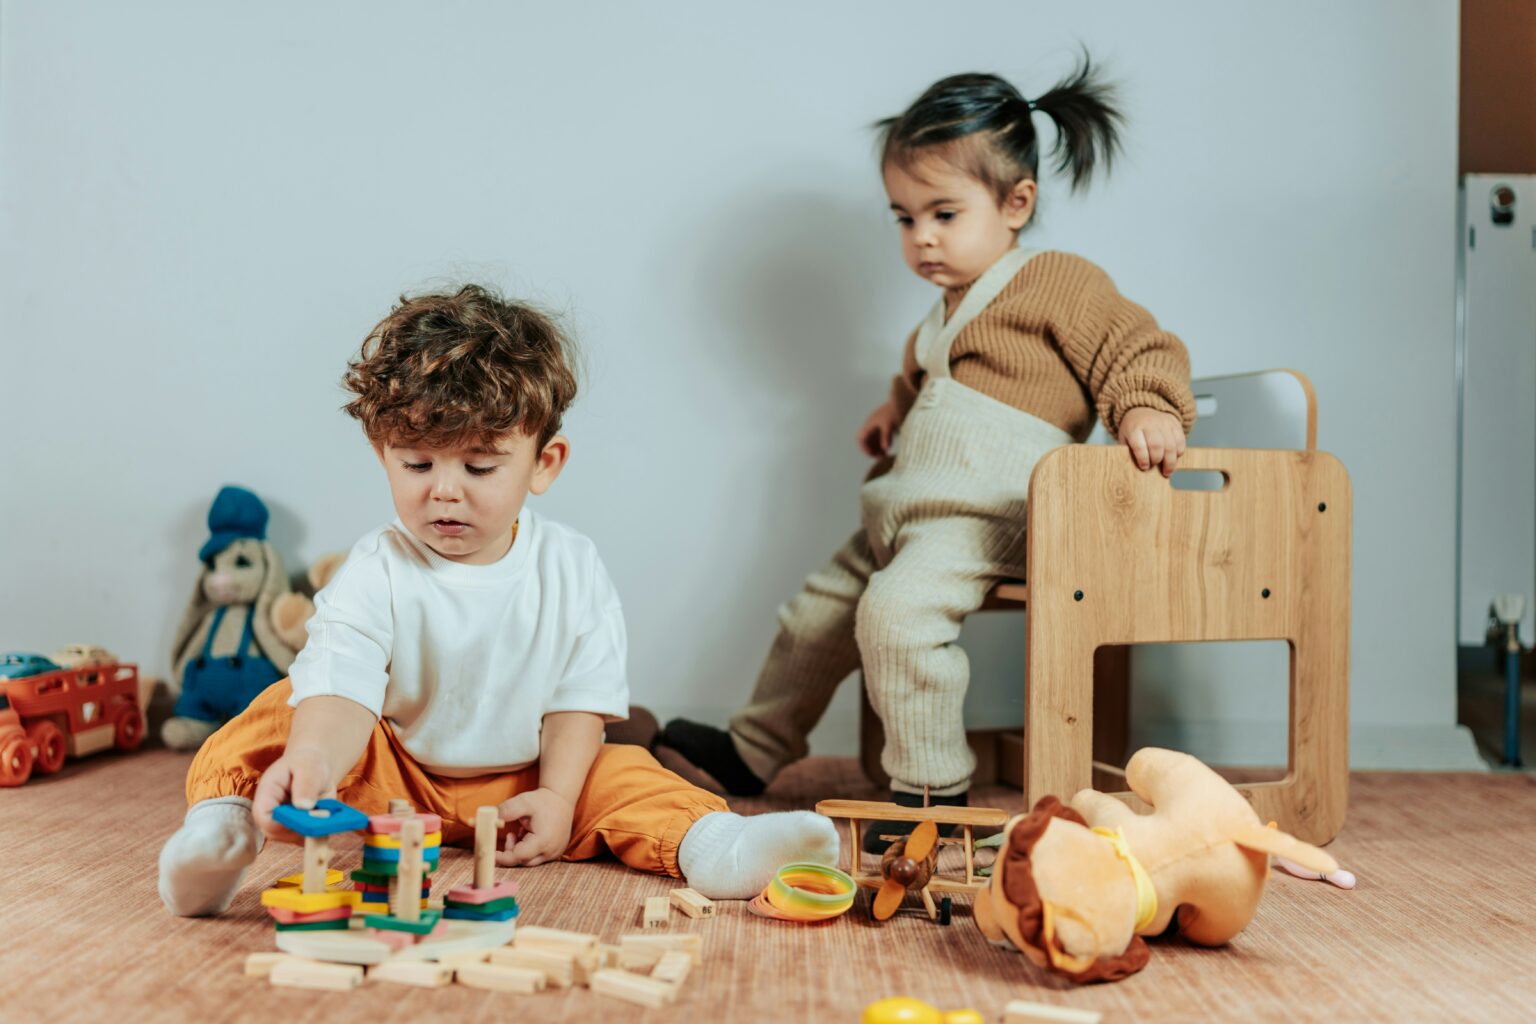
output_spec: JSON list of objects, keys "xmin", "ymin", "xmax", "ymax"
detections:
[{"xmin": 858, "ymin": 370, "xmax": 1351, "ymax": 845}]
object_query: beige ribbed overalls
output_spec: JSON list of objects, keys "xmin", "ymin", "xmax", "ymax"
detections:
[{"xmin": 730, "ymin": 248, "xmax": 1074, "ymax": 794}]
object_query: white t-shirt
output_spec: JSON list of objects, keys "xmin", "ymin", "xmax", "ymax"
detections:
[{"xmin": 287, "ymin": 507, "xmax": 628, "ymax": 776}]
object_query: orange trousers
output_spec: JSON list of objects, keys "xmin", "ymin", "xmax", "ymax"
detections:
[{"xmin": 186, "ymin": 680, "xmax": 727, "ymax": 877}]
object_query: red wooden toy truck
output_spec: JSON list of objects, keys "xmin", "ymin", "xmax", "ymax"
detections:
[{"xmin": 0, "ymin": 652, "xmax": 144, "ymax": 786}]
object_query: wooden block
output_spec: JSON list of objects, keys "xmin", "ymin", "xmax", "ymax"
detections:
[
  {"xmin": 618, "ymin": 933, "xmax": 703, "ymax": 969},
  {"xmin": 269, "ymin": 959, "xmax": 364, "ymax": 991},
  {"xmin": 277, "ymin": 869, "xmax": 344, "ymax": 889},
  {"xmin": 446, "ymin": 879, "xmax": 519, "ymax": 904},
  {"xmin": 302, "ymin": 834, "xmax": 332, "ymax": 894},
  {"xmin": 243, "ymin": 952, "xmax": 302, "ymax": 977},
  {"xmin": 431, "ymin": 948, "xmax": 494, "ymax": 968},
  {"xmin": 669, "ymin": 887, "xmax": 714, "ymax": 919},
  {"xmin": 643, "ymin": 895, "xmax": 670, "ymax": 930},
  {"xmin": 513, "ymin": 925, "xmax": 599, "ymax": 955},
  {"xmin": 650, "ymin": 950, "xmax": 693, "ymax": 987},
  {"xmin": 598, "ymin": 944, "xmax": 622, "ymax": 968},
  {"xmin": 488, "ymin": 946, "xmax": 575, "ymax": 987},
  {"xmin": 261, "ymin": 888, "xmax": 361, "ymax": 913},
  {"xmin": 456, "ymin": 961, "xmax": 546, "ymax": 993},
  {"xmin": 369, "ymin": 960, "xmax": 453, "ymax": 988},
  {"xmin": 592, "ymin": 968, "xmax": 677, "ymax": 1008},
  {"xmin": 1003, "ymin": 1001, "xmax": 1103, "ymax": 1024},
  {"xmin": 570, "ymin": 949, "xmax": 601, "ymax": 986}
]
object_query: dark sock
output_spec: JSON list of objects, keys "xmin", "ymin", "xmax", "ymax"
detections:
[
  {"xmin": 657, "ymin": 719, "xmax": 767, "ymax": 797},
  {"xmin": 860, "ymin": 788, "xmax": 969, "ymax": 854}
]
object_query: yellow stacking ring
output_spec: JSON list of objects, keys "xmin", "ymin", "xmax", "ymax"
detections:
[
  {"xmin": 364, "ymin": 831, "xmax": 443, "ymax": 850},
  {"xmin": 749, "ymin": 863, "xmax": 856, "ymax": 922}
]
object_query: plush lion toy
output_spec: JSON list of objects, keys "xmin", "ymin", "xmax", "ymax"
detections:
[{"xmin": 974, "ymin": 747, "xmax": 1338, "ymax": 982}]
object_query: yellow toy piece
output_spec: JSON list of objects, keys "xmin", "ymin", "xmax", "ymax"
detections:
[
  {"xmin": 276, "ymin": 869, "xmax": 344, "ymax": 889},
  {"xmin": 862, "ymin": 997, "xmax": 982, "ymax": 1024},
  {"xmin": 364, "ymin": 831, "xmax": 443, "ymax": 850},
  {"xmin": 260, "ymin": 888, "xmax": 362, "ymax": 913}
]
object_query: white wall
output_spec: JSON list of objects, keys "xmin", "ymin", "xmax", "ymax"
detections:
[{"xmin": 0, "ymin": 1, "xmax": 1478, "ymax": 769}]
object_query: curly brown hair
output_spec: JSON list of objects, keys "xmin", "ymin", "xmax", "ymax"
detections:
[{"xmin": 343, "ymin": 284, "xmax": 579, "ymax": 450}]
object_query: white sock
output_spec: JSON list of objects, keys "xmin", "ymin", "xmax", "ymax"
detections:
[
  {"xmin": 157, "ymin": 796, "xmax": 264, "ymax": 917},
  {"xmin": 677, "ymin": 810, "xmax": 841, "ymax": 900}
]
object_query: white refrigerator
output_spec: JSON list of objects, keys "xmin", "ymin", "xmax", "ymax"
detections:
[{"xmin": 1457, "ymin": 173, "xmax": 1536, "ymax": 647}]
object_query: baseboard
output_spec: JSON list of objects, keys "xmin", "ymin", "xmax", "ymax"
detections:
[
  {"xmin": 1128, "ymin": 719, "xmax": 1488, "ymax": 771},
  {"xmin": 644, "ymin": 703, "xmax": 1489, "ymax": 773}
]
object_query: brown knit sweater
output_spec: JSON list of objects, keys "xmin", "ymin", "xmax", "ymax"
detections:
[{"xmin": 889, "ymin": 251, "xmax": 1196, "ymax": 441}]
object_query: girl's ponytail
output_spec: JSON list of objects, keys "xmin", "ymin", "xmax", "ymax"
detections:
[
  {"xmin": 877, "ymin": 51, "xmax": 1124, "ymax": 203},
  {"xmin": 1030, "ymin": 54, "xmax": 1124, "ymax": 191}
]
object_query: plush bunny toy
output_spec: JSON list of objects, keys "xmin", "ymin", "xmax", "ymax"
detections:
[
  {"xmin": 160, "ymin": 486, "xmax": 298, "ymax": 751},
  {"xmin": 974, "ymin": 747, "xmax": 1339, "ymax": 983}
]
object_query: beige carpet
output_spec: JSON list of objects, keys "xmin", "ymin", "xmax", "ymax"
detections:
[{"xmin": 1, "ymin": 747, "xmax": 1533, "ymax": 1023}]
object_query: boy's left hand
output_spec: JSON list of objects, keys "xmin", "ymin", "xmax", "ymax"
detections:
[
  {"xmin": 1118, "ymin": 408, "xmax": 1186, "ymax": 477},
  {"xmin": 495, "ymin": 787, "xmax": 575, "ymax": 867}
]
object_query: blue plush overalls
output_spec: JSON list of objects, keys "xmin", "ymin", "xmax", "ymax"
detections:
[{"xmin": 173, "ymin": 605, "xmax": 280, "ymax": 723}]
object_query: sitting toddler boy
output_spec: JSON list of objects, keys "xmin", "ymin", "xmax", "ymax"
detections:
[{"xmin": 157, "ymin": 284, "xmax": 837, "ymax": 915}]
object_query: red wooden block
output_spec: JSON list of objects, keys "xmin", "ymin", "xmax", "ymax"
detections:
[
  {"xmin": 265, "ymin": 904, "xmax": 354, "ymax": 925},
  {"xmin": 367, "ymin": 812, "xmax": 444, "ymax": 834}
]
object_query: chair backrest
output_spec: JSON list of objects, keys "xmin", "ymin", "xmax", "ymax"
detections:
[{"xmin": 1085, "ymin": 369, "xmax": 1316, "ymax": 451}]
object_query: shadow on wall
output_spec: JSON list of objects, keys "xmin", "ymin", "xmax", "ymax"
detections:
[
  {"xmin": 666, "ymin": 187, "xmax": 1028, "ymax": 732},
  {"xmin": 675, "ymin": 188, "xmax": 897, "ymax": 709}
]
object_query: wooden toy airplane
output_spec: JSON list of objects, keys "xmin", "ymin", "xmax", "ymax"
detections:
[{"xmin": 814, "ymin": 799, "xmax": 1009, "ymax": 925}]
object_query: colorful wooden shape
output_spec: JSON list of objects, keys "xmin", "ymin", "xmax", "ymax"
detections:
[
  {"xmin": 367, "ymin": 811, "xmax": 443, "ymax": 834},
  {"xmin": 265, "ymin": 904, "xmax": 355, "ymax": 925},
  {"xmin": 274, "ymin": 918, "xmax": 353, "ymax": 932},
  {"xmin": 443, "ymin": 895, "xmax": 518, "ymax": 915},
  {"xmin": 272, "ymin": 798, "xmax": 369, "ymax": 837},
  {"xmin": 360, "ymin": 844, "xmax": 442, "ymax": 865},
  {"xmin": 260, "ymin": 888, "xmax": 361, "ymax": 913},
  {"xmin": 364, "ymin": 830, "xmax": 443, "ymax": 849},
  {"xmin": 445, "ymin": 880, "xmax": 518, "ymax": 904},
  {"xmin": 443, "ymin": 905, "xmax": 519, "ymax": 922},
  {"xmin": 277, "ymin": 869, "xmax": 344, "ymax": 889},
  {"xmin": 364, "ymin": 909, "xmax": 442, "ymax": 936}
]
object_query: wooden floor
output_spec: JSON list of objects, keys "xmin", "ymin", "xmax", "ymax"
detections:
[{"xmin": 2, "ymin": 748, "xmax": 1534, "ymax": 1023}]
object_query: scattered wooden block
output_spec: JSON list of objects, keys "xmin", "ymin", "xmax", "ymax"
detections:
[
  {"xmin": 618, "ymin": 932, "xmax": 703, "ymax": 969},
  {"xmin": 432, "ymin": 948, "xmax": 494, "ymax": 968},
  {"xmin": 591, "ymin": 968, "xmax": 677, "ymax": 1009},
  {"xmin": 369, "ymin": 960, "xmax": 453, "ymax": 988},
  {"xmin": 642, "ymin": 895, "xmax": 670, "ymax": 930},
  {"xmin": 513, "ymin": 925, "xmax": 599, "ymax": 956},
  {"xmin": 269, "ymin": 959, "xmax": 364, "ymax": 991},
  {"xmin": 489, "ymin": 946, "xmax": 575, "ymax": 987},
  {"xmin": 650, "ymin": 950, "xmax": 693, "ymax": 988},
  {"xmin": 456, "ymin": 961, "xmax": 547, "ymax": 993},
  {"xmin": 243, "ymin": 952, "xmax": 302, "ymax": 977},
  {"xmin": 669, "ymin": 887, "xmax": 714, "ymax": 919},
  {"xmin": 598, "ymin": 944, "xmax": 622, "ymax": 969},
  {"xmin": 1002, "ymin": 1001, "xmax": 1103, "ymax": 1024}
]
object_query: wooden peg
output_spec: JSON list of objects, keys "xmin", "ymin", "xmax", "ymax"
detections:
[
  {"xmin": 474, "ymin": 805, "xmax": 501, "ymax": 889},
  {"xmin": 394, "ymin": 818, "xmax": 424, "ymax": 923}
]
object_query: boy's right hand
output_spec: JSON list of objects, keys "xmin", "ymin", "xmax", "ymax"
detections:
[
  {"xmin": 252, "ymin": 746, "xmax": 336, "ymax": 843},
  {"xmin": 857, "ymin": 400, "xmax": 901, "ymax": 458}
]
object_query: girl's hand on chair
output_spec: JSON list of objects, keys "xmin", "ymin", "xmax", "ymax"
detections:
[
  {"xmin": 857, "ymin": 400, "xmax": 901, "ymax": 458},
  {"xmin": 252, "ymin": 746, "xmax": 336, "ymax": 842},
  {"xmin": 1118, "ymin": 408, "xmax": 1186, "ymax": 477},
  {"xmin": 495, "ymin": 787, "xmax": 575, "ymax": 867}
]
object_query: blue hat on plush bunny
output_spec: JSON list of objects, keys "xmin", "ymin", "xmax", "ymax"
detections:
[{"xmin": 199, "ymin": 486, "xmax": 269, "ymax": 563}]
